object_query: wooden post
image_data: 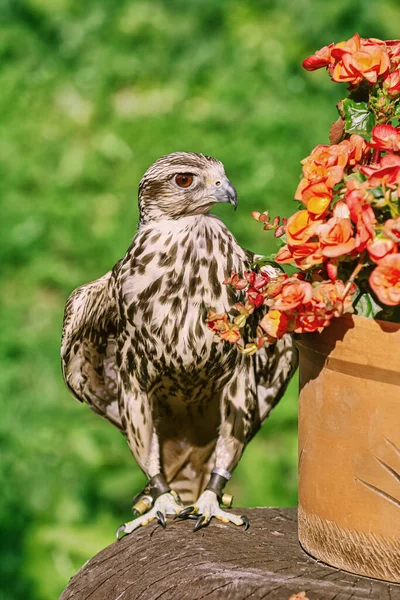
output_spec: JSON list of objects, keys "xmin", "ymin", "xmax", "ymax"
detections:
[{"xmin": 60, "ymin": 508, "xmax": 399, "ymax": 599}]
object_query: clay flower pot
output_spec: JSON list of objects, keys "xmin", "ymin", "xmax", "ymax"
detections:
[{"xmin": 296, "ymin": 314, "xmax": 400, "ymax": 583}]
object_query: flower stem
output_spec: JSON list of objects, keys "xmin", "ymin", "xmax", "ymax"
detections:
[
  {"xmin": 372, "ymin": 149, "xmax": 380, "ymax": 164},
  {"xmin": 341, "ymin": 252, "xmax": 366, "ymax": 303}
]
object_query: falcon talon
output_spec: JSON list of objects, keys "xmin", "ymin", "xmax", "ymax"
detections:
[
  {"xmin": 156, "ymin": 510, "xmax": 166, "ymax": 529},
  {"xmin": 241, "ymin": 515, "xmax": 250, "ymax": 531},
  {"xmin": 193, "ymin": 515, "xmax": 206, "ymax": 532},
  {"xmin": 116, "ymin": 524, "xmax": 126, "ymax": 541},
  {"xmin": 177, "ymin": 506, "xmax": 195, "ymax": 519}
]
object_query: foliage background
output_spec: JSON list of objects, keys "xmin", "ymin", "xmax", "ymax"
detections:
[{"xmin": 0, "ymin": 0, "xmax": 398, "ymax": 597}]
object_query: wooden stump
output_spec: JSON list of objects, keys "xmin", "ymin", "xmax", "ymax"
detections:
[{"xmin": 60, "ymin": 508, "xmax": 400, "ymax": 600}]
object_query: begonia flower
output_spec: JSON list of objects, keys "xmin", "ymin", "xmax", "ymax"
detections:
[
  {"xmin": 361, "ymin": 154, "xmax": 400, "ymax": 187},
  {"xmin": 369, "ymin": 253, "xmax": 400, "ymax": 305},
  {"xmin": 383, "ymin": 69, "xmax": 400, "ymax": 96},
  {"xmin": 367, "ymin": 237, "xmax": 398, "ymax": 263},
  {"xmin": 318, "ymin": 217, "xmax": 356, "ymax": 258},
  {"xmin": 272, "ymin": 279, "xmax": 313, "ymax": 311},
  {"xmin": 369, "ymin": 125, "xmax": 400, "ymax": 152},
  {"xmin": 260, "ymin": 309, "xmax": 289, "ymax": 339}
]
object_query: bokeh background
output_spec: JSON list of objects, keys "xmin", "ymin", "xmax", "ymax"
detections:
[{"xmin": 1, "ymin": 0, "xmax": 399, "ymax": 597}]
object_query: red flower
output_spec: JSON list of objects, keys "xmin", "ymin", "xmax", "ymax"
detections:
[
  {"xmin": 369, "ymin": 125, "xmax": 400, "ymax": 152},
  {"xmin": 302, "ymin": 44, "xmax": 334, "ymax": 71},
  {"xmin": 294, "ymin": 311, "xmax": 331, "ymax": 334},
  {"xmin": 383, "ymin": 69, "xmax": 400, "ymax": 96},
  {"xmin": 361, "ymin": 153, "xmax": 400, "ymax": 187},
  {"xmin": 246, "ymin": 289, "xmax": 265, "ymax": 308},
  {"xmin": 386, "ymin": 40, "xmax": 400, "ymax": 65},
  {"xmin": 272, "ymin": 278, "xmax": 313, "ymax": 311},
  {"xmin": 369, "ymin": 253, "xmax": 400, "ymax": 305}
]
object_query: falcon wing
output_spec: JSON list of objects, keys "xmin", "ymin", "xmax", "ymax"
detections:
[
  {"xmin": 255, "ymin": 333, "xmax": 298, "ymax": 425},
  {"xmin": 61, "ymin": 271, "xmax": 122, "ymax": 430}
]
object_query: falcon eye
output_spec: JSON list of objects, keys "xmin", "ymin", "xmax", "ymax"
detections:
[{"xmin": 175, "ymin": 174, "xmax": 193, "ymax": 188}]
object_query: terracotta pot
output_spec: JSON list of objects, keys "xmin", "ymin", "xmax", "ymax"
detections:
[{"xmin": 296, "ymin": 314, "xmax": 400, "ymax": 583}]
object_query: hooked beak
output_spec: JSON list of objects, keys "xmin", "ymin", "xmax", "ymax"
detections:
[{"xmin": 213, "ymin": 178, "xmax": 238, "ymax": 210}]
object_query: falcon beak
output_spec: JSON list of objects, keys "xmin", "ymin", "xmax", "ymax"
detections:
[{"xmin": 213, "ymin": 178, "xmax": 238, "ymax": 210}]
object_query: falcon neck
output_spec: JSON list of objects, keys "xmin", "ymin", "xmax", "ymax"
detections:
[{"xmin": 137, "ymin": 214, "xmax": 228, "ymax": 239}]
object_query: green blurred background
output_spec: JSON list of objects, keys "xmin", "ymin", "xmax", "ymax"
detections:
[{"xmin": 0, "ymin": 0, "xmax": 398, "ymax": 597}]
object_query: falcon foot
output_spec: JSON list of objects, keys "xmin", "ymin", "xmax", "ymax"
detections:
[
  {"xmin": 116, "ymin": 491, "xmax": 183, "ymax": 540},
  {"xmin": 176, "ymin": 490, "xmax": 249, "ymax": 532}
]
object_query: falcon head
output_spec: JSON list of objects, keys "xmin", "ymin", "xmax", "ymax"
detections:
[{"xmin": 138, "ymin": 152, "xmax": 238, "ymax": 222}]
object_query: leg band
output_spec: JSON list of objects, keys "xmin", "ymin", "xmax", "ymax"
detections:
[
  {"xmin": 205, "ymin": 472, "xmax": 229, "ymax": 501},
  {"xmin": 143, "ymin": 473, "xmax": 171, "ymax": 502}
]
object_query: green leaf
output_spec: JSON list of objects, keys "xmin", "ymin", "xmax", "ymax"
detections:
[
  {"xmin": 353, "ymin": 290, "xmax": 383, "ymax": 318},
  {"xmin": 252, "ymin": 255, "xmax": 285, "ymax": 272},
  {"xmin": 353, "ymin": 290, "xmax": 400, "ymax": 323},
  {"xmin": 394, "ymin": 102, "xmax": 400, "ymax": 118},
  {"xmin": 342, "ymin": 98, "xmax": 375, "ymax": 138}
]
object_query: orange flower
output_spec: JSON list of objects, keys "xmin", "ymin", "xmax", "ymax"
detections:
[
  {"xmin": 286, "ymin": 210, "xmax": 320, "ymax": 246},
  {"xmin": 330, "ymin": 33, "xmax": 362, "ymax": 60},
  {"xmin": 369, "ymin": 125, "xmax": 400, "ymax": 152},
  {"xmin": 272, "ymin": 279, "xmax": 313, "ymax": 311},
  {"xmin": 290, "ymin": 243, "xmax": 324, "ymax": 269},
  {"xmin": 383, "ymin": 69, "xmax": 400, "ymax": 96},
  {"xmin": 206, "ymin": 310, "xmax": 228, "ymax": 333},
  {"xmin": 220, "ymin": 327, "xmax": 241, "ymax": 344},
  {"xmin": 312, "ymin": 280, "xmax": 354, "ymax": 315},
  {"xmin": 346, "ymin": 134, "xmax": 368, "ymax": 165},
  {"xmin": 260, "ymin": 309, "xmax": 289, "ymax": 339},
  {"xmin": 361, "ymin": 153, "xmax": 400, "ymax": 187},
  {"xmin": 296, "ymin": 166, "xmax": 343, "ymax": 200},
  {"xmin": 367, "ymin": 237, "xmax": 398, "ymax": 263},
  {"xmin": 301, "ymin": 143, "xmax": 349, "ymax": 175},
  {"xmin": 318, "ymin": 217, "xmax": 356, "ymax": 258},
  {"xmin": 331, "ymin": 34, "xmax": 390, "ymax": 85},
  {"xmin": 303, "ymin": 35, "xmax": 393, "ymax": 86},
  {"xmin": 298, "ymin": 181, "xmax": 334, "ymax": 217},
  {"xmin": 369, "ymin": 253, "xmax": 400, "ymax": 305},
  {"xmin": 276, "ymin": 244, "xmax": 294, "ymax": 264}
]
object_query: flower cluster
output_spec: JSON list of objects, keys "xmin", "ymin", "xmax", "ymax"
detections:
[
  {"xmin": 302, "ymin": 33, "xmax": 400, "ymax": 89},
  {"xmin": 207, "ymin": 270, "xmax": 355, "ymax": 355},
  {"xmin": 207, "ymin": 34, "xmax": 400, "ymax": 352}
]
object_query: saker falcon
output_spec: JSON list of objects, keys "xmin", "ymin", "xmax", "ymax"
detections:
[{"xmin": 61, "ymin": 152, "xmax": 297, "ymax": 538}]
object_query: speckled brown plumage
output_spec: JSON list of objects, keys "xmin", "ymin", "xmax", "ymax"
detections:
[{"xmin": 61, "ymin": 152, "xmax": 297, "ymax": 506}]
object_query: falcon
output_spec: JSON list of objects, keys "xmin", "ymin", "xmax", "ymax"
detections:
[{"xmin": 61, "ymin": 152, "xmax": 297, "ymax": 538}]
